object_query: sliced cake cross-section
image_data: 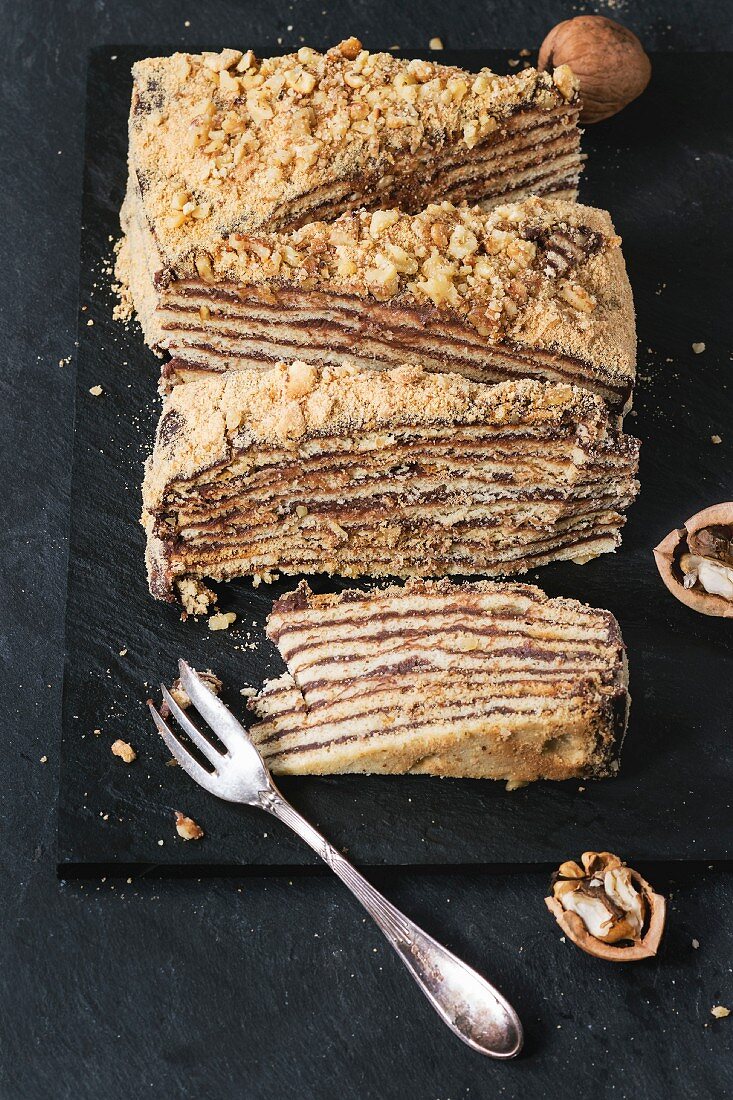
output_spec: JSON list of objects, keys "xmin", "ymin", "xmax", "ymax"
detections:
[
  {"xmin": 121, "ymin": 41, "xmax": 582, "ymax": 250},
  {"xmin": 248, "ymin": 578, "xmax": 630, "ymax": 781},
  {"xmin": 141, "ymin": 362, "xmax": 640, "ymax": 610},
  {"xmin": 121, "ymin": 197, "xmax": 636, "ymax": 414}
]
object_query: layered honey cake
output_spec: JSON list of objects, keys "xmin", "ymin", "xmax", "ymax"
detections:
[
  {"xmin": 141, "ymin": 361, "xmax": 640, "ymax": 610},
  {"xmin": 247, "ymin": 578, "xmax": 630, "ymax": 781},
  {"xmin": 121, "ymin": 196, "xmax": 635, "ymax": 414},
  {"xmin": 120, "ymin": 40, "xmax": 582, "ymax": 245}
]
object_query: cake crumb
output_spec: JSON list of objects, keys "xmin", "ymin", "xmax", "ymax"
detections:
[
  {"xmin": 175, "ymin": 811, "xmax": 204, "ymax": 841},
  {"xmin": 177, "ymin": 576, "xmax": 216, "ymax": 616},
  {"xmin": 111, "ymin": 739, "xmax": 136, "ymax": 763},
  {"xmin": 429, "ymin": 37, "xmax": 444, "ymax": 50},
  {"xmin": 692, "ymin": 342, "xmax": 706, "ymax": 354},
  {"xmin": 208, "ymin": 611, "xmax": 237, "ymax": 631},
  {"xmin": 89, "ymin": 385, "xmax": 103, "ymax": 396},
  {"xmin": 711, "ymin": 434, "xmax": 722, "ymax": 444},
  {"xmin": 711, "ymin": 1006, "xmax": 730, "ymax": 1019},
  {"xmin": 40, "ymin": 755, "xmax": 48, "ymax": 764},
  {"xmin": 692, "ymin": 938, "xmax": 700, "ymax": 949},
  {"xmin": 160, "ymin": 670, "xmax": 222, "ymax": 717}
]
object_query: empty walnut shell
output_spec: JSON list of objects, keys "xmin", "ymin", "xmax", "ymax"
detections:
[
  {"xmin": 653, "ymin": 502, "xmax": 733, "ymax": 618},
  {"xmin": 546, "ymin": 855, "xmax": 666, "ymax": 962}
]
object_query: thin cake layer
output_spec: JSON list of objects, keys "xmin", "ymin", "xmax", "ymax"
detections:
[
  {"xmin": 141, "ymin": 362, "xmax": 640, "ymax": 608},
  {"xmin": 119, "ymin": 197, "xmax": 636, "ymax": 414},
  {"xmin": 248, "ymin": 577, "xmax": 630, "ymax": 781},
  {"xmin": 125, "ymin": 40, "xmax": 582, "ymax": 264}
]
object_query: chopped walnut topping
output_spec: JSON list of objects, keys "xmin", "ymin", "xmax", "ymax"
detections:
[
  {"xmin": 336, "ymin": 37, "xmax": 362, "ymax": 61},
  {"xmin": 175, "ymin": 811, "xmax": 204, "ymax": 840},
  {"xmin": 129, "ymin": 44, "xmax": 579, "ymax": 262},
  {"xmin": 194, "ymin": 199, "xmax": 614, "ymax": 341},
  {"xmin": 195, "ymin": 253, "xmax": 215, "ymax": 282},
  {"xmin": 552, "ymin": 64, "xmax": 578, "ymax": 101},
  {"xmin": 111, "ymin": 739, "xmax": 137, "ymax": 764},
  {"xmin": 369, "ymin": 209, "xmax": 400, "ymax": 237},
  {"xmin": 559, "ymin": 280, "xmax": 596, "ymax": 312}
]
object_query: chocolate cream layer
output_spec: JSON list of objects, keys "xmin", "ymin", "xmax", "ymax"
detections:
[
  {"xmin": 248, "ymin": 577, "xmax": 630, "ymax": 781},
  {"xmin": 141, "ymin": 363, "xmax": 640, "ymax": 610}
]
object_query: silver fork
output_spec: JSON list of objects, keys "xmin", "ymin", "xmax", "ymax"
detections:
[{"xmin": 149, "ymin": 660, "xmax": 523, "ymax": 1059}]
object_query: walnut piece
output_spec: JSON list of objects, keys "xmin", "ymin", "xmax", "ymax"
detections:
[
  {"xmin": 538, "ymin": 16, "xmax": 651, "ymax": 123},
  {"xmin": 545, "ymin": 850, "xmax": 666, "ymax": 962},
  {"xmin": 111, "ymin": 739, "xmax": 137, "ymax": 764},
  {"xmin": 175, "ymin": 811, "xmax": 204, "ymax": 841},
  {"xmin": 653, "ymin": 502, "xmax": 733, "ymax": 617},
  {"xmin": 208, "ymin": 611, "xmax": 237, "ymax": 631}
]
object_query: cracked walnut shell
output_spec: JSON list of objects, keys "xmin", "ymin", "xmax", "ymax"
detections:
[
  {"xmin": 654, "ymin": 502, "xmax": 733, "ymax": 618},
  {"xmin": 545, "ymin": 851, "xmax": 666, "ymax": 961}
]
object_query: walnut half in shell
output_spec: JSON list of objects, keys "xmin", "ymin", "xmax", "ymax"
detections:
[
  {"xmin": 545, "ymin": 851, "xmax": 666, "ymax": 962},
  {"xmin": 653, "ymin": 502, "xmax": 733, "ymax": 618}
]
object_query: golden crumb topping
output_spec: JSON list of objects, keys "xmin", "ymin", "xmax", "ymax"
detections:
[
  {"xmin": 198, "ymin": 197, "xmax": 620, "ymax": 343},
  {"xmin": 142, "ymin": 362, "xmax": 623, "ymax": 509},
  {"xmin": 129, "ymin": 41, "xmax": 578, "ymax": 258}
]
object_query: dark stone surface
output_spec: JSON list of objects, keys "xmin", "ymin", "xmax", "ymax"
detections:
[{"xmin": 2, "ymin": 3, "xmax": 732, "ymax": 1097}]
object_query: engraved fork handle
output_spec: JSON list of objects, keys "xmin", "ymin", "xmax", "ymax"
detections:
[{"xmin": 260, "ymin": 789, "xmax": 523, "ymax": 1059}]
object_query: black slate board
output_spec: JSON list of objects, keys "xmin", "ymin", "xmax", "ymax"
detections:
[{"xmin": 59, "ymin": 47, "xmax": 733, "ymax": 874}]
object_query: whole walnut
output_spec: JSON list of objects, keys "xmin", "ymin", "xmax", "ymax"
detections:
[{"xmin": 539, "ymin": 15, "xmax": 651, "ymax": 123}]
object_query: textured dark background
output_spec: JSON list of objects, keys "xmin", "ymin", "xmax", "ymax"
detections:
[{"xmin": 2, "ymin": 2, "xmax": 732, "ymax": 1097}]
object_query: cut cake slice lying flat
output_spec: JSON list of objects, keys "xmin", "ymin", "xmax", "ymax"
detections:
[
  {"xmin": 120, "ymin": 196, "xmax": 636, "ymax": 415},
  {"xmin": 248, "ymin": 577, "xmax": 630, "ymax": 781},
  {"xmin": 141, "ymin": 361, "xmax": 640, "ymax": 610}
]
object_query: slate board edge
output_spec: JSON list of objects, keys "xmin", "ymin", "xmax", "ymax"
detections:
[{"xmin": 58, "ymin": 48, "xmax": 733, "ymax": 874}]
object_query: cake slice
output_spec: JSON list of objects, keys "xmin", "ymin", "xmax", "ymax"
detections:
[
  {"xmin": 121, "ymin": 197, "xmax": 635, "ymax": 415},
  {"xmin": 141, "ymin": 362, "xmax": 640, "ymax": 609},
  {"xmin": 247, "ymin": 578, "xmax": 630, "ymax": 781},
  {"xmin": 122, "ymin": 40, "xmax": 582, "ymax": 254}
]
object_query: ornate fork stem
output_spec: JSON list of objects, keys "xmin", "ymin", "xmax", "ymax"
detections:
[
  {"xmin": 151, "ymin": 664, "xmax": 523, "ymax": 1060},
  {"xmin": 260, "ymin": 788, "xmax": 523, "ymax": 1059}
]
